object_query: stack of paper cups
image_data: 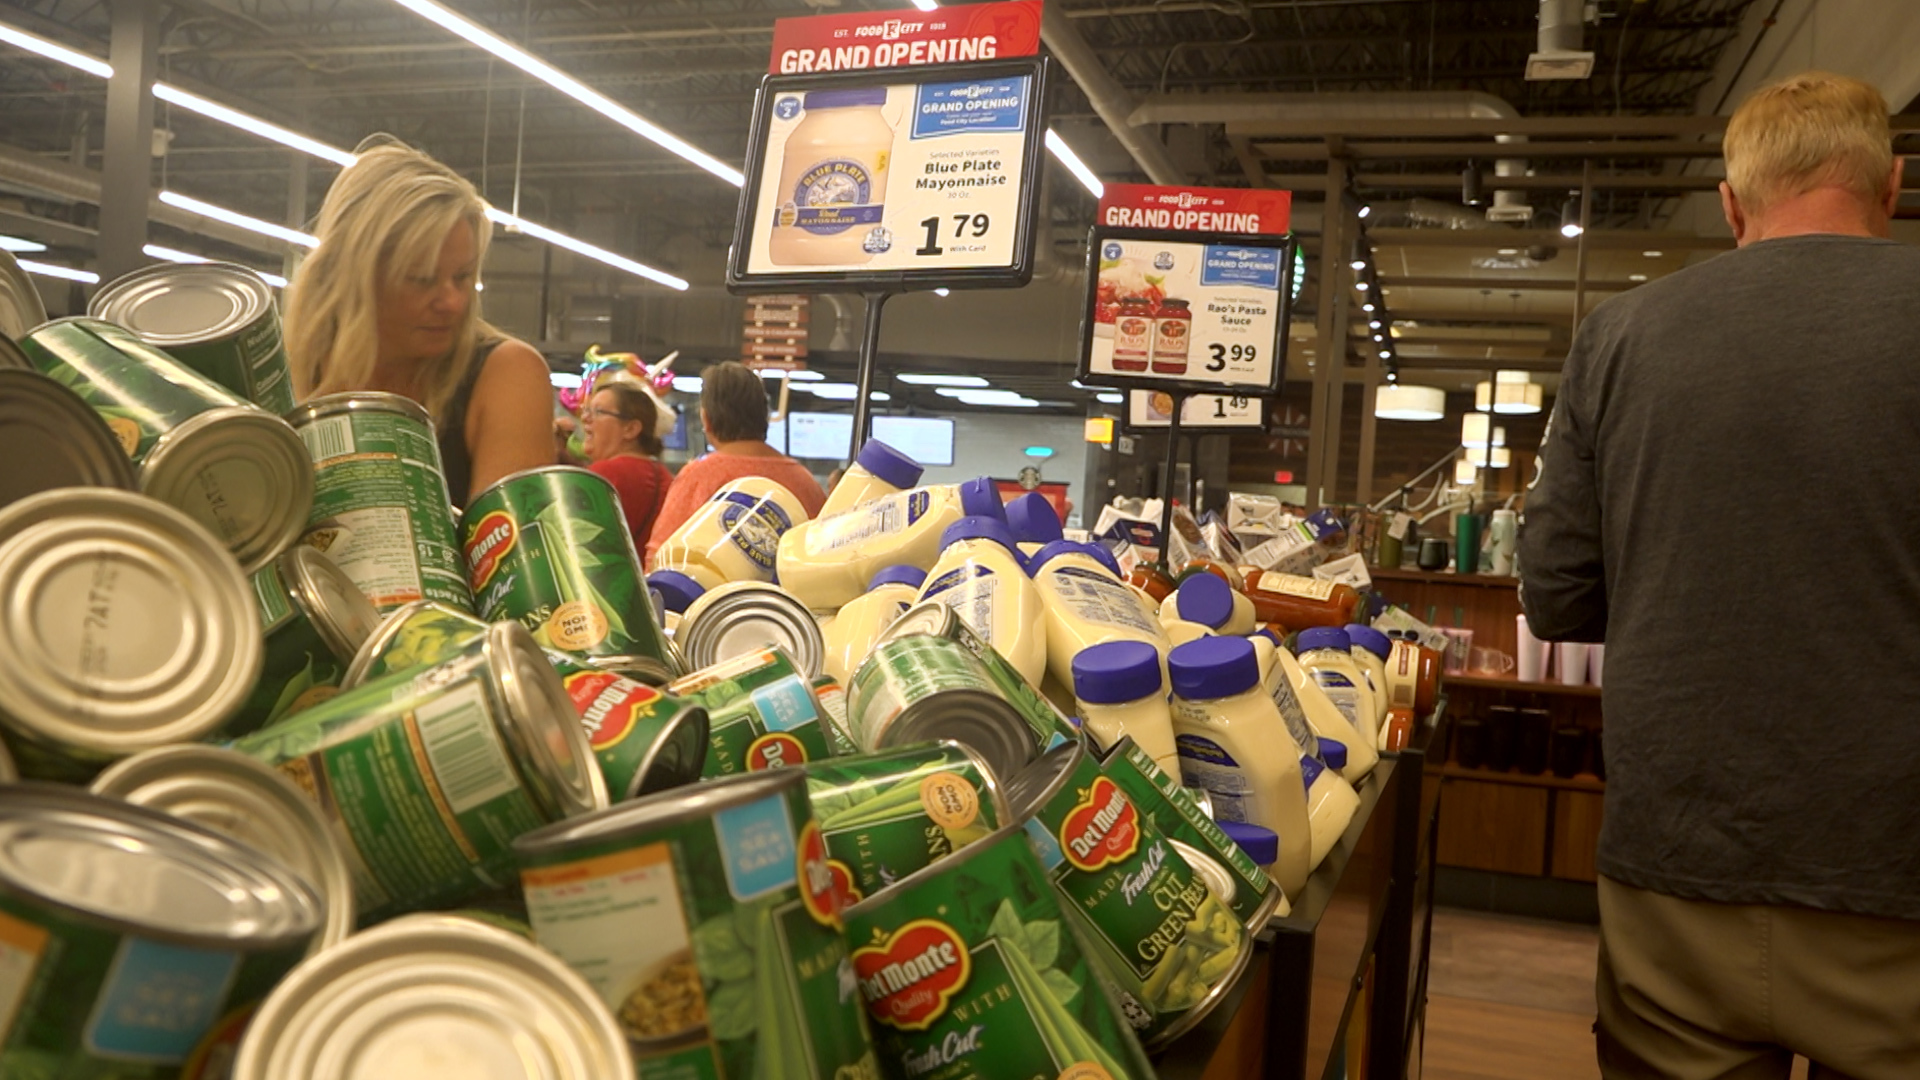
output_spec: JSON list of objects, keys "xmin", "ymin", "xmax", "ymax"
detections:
[
  {"xmin": 1588, "ymin": 644, "xmax": 1605, "ymax": 687},
  {"xmin": 1516, "ymin": 615, "xmax": 1552, "ymax": 682},
  {"xmin": 1556, "ymin": 642, "xmax": 1591, "ymax": 686}
]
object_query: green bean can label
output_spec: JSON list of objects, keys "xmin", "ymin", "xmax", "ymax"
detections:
[
  {"xmin": 234, "ymin": 564, "xmax": 346, "ymax": 734},
  {"xmin": 842, "ymin": 828, "xmax": 1156, "ymax": 1080},
  {"xmin": 230, "ymin": 657, "xmax": 547, "ymax": 922},
  {"xmin": 561, "ymin": 666, "xmax": 707, "ymax": 799},
  {"xmin": 518, "ymin": 783, "xmax": 875, "ymax": 1080},
  {"xmin": 20, "ymin": 318, "xmax": 239, "ymax": 467},
  {"xmin": 1100, "ymin": 738, "xmax": 1276, "ymax": 930},
  {"xmin": 462, "ymin": 468, "xmax": 673, "ymax": 667},
  {"xmin": 804, "ymin": 744, "xmax": 1003, "ymax": 901},
  {"xmin": 296, "ymin": 404, "xmax": 472, "ymax": 615},
  {"xmin": 671, "ymin": 649, "xmax": 830, "ymax": 778}
]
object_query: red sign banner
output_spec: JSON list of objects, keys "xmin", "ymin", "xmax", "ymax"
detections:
[
  {"xmin": 1096, "ymin": 184, "xmax": 1292, "ymax": 237},
  {"xmin": 768, "ymin": 0, "xmax": 1042, "ymax": 75}
]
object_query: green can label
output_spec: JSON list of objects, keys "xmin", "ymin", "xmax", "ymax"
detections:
[
  {"xmin": 167, "ymin": 314, "xmax": 295, "ymax": 416},
  {"xmin": 231, "ymin": 655, "xmax": 548, "ymax": 922},
  {"xmin": 844, "ymin": 829, "xmax": 1156, "ymax": 1080},
  {"xmin": 804, "ymin": 744, "xmax": 1004, "ymax": 901},
  {"xmin": 810, "ymin": 676, "xmax": 860, "ymax": 757},
  {"xmin": 519, "ymin": 779, "xmax": 876, "ymax": 1080},
  {"xmin": 20, "ymin": 318, "xmax": 239, "ymax": 467},
  {"xmin": 232, "ymin": 564, "xmax": 348, "ymax": 735},
  {"xmin": 296, "ymin": 405, "xmax": 472, "ymax": 615},
  {"xmin": 462, "ymin": 468, "xmax": 673, "ymax": 667},
  {"xmin": 917, "ymin": 613, "xmax": 1078, "ymax": 751},
  {"xmin": 671, "ymin": 649, "xmax": 831, "ymax": 778},
  {"xmin": 1101, "ymin": 739, "xmax": 1276, "ymax": 930},
  {"xmin": 848, "ymin": 635, "xmax": 1002, "ymax": 750}
]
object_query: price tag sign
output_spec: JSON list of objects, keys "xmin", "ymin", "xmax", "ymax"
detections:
[
  {"xmin": 728, "ymin": 2, "xmax": 1048, "ymax": 292},
  {"xmin": 1076, "ymin": 185, "xmax": 1295, "ymax": 397},
  {"xmin": 1125, "ymin": 390, "xmax": 1268, "ymax": 431}
]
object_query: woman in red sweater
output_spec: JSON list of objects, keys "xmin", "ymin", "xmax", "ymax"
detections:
[{"xmin": 580, "ymin": 379, "xmax": 676, "ymax": 548}]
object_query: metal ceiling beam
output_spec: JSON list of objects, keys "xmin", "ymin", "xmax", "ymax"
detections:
[
  {"xmin": 1252, "ymin": 138, "xmax": 1728, "ymax": 160},
  {"xmin": 1232, "ymin": 114, "xmax": 1920, "ymax": 139},
  {"xmin": 1274, "ymin": 172, "xmax": 1725, "ymax": 192},
  {"xmin": 1039, "ymin": 1, "xmax": 1184, "ymax": 184},
  {"xmin": 1363, "ymin": 227, "xmax": 1734, "ymax": 251}
]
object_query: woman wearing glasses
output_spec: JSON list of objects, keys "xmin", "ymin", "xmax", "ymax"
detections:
[{"xmin": 581, "ymin": 379, "xmax": 677, "ymax": 548}]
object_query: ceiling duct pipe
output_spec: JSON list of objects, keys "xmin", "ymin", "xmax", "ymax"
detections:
[
  {"xmin": 1039, "ymin": 4, "xmax": 1184, "ymax": 185},
  {"xmin": 1527, "ymin": 0, "xmax": 1596, "ymax": 80},
  {"xmin": 0, "ymin": 142, "xmax": 286, "ymax": 255},
  {"xmin": 1127, "ymin": 92, "xmax": 1532, "ymax": 224}
]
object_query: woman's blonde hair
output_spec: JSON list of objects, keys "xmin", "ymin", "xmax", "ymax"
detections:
[
  {"xmin": 285, "ymin": 138, "xmax": 497, "ymax": 423},
  {"xmin": 1725, "ymin": 72, "xmax": 1893, "ymax": 214}
]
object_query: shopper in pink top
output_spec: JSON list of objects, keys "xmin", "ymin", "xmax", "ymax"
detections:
[{"xmin": 645, "ymin": 361, "xmax": 827, "ymax": 565}]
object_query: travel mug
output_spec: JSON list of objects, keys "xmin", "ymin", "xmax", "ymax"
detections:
[
  {"xmin": 1516, "ymin": 708, "xmax": 1552, "ymax": 775},
  {"xmin": 1453, "ymin": 717, "xmax": 1486, "ymax": 770},
  {"xmin": 1550, "ymin": 726, "xmax": 1588, "ymax": 778},
  {"xmin": 1488, "ymin": 509, "xmax": 1518, "ymax": 575},
  {"xmin": 1417, "ymin": 537, "xmax": 1449, "ymax": 570},
  {"xmin": 1453, "ymin": 513, "xmax": 1482, "ymax": 574},
  {"xmin": 1483, "ymin": 705, "xmax": 1518, "ymax": 772}
]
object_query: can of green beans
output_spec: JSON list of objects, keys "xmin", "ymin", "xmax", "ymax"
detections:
[
  {"xmin": 230, "ymin": 621, "xmax": 607, "ymax": 923},
  {"xmin": 17, "ymin": 317, "xmax": 314, "ymax": 573},
  {"xmin": 848, "ymin": 619, "xmax": 1037, "ymax": 785},
  {"xmin": 669, "ymin": 648, "xmax": 833, "ymax": 778},
  {"xmin": 88, "ymin": 261, "xmax": 296, "ymax": 414},
  {"xmin": 842, "ymin": 824, "xmax": 1157, "ymax": 1080},
  {"xmin": 810, "ymin": 674, "xmax": 859, "ymax": 757},
  {"xmin": 0, "ymin": 368, "xmax": 138, "ymax": 511},
  {"xmin": 236, "ymin": 544, "xmax": 382, "ymax": 735},
  {"xmin": 0, "ymin": 784, "xmax": 321, "ymax": 1078},
  {"xmin": 513, "ymin": 768, "xmax": 878, "ymax": 1080},
  {"xmin": 879, "ymin": 602, "xmax": 1080, "ymax": 752},
  {"xmin": 1004, "ymin": 737, "xmax": 1252, "ymax": 1049},
  {"xmin": 1099, "ymin": 735, "xmax": 1283, "ymax": 932},
  {"xmin": 462, "ymin": 465, "xmax": 675, "ymax": 672},
  {"xmin": 288, "ymin": 391, "xmax": 472, "ymax": 615},
  {"xmin": 803, "ymin": 741, "xmax": 1009, "ymax": 901},
  {"xmin": 344, "ymin": 601, "xmax": 709, "ymax": 799}
]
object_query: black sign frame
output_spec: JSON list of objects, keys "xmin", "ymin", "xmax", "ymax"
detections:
[{"xmin": 1120, "ymin": 389, "xmax": 1273, "ymax": 435}]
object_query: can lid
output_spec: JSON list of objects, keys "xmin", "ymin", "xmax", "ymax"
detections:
[
  {"xmin": 88, "ymin": 262, "xmax": 276, "ymax": 345},
  {"xmin": 289, "ymin": 389, "xmax": 432, "ymax": 429},
  {"xmin": 1296, "ymin": 626, "xmax": 1352, "ymax": 654},
  {"xmin": 486, "ymin": 622, "xmax": 609, "ymax": 819},
  {"xmin": 678, "ymin": 581, "xmax": 825, "ymax": 679},
  {"xmin": 957, "ymin": 477, "xmax": 1008, "ymax": 522},
  {"xmin": 0, "ymin": 330, "xmax": 31, "ymax": 369},
  {"xmin": 230, "ymin": 913, "xmax": 633, "ymax": 1080},
  {"xmin": 1166, "ymin": 837, "xmax": 1238, "ymax": 907},
  {"xmin": 89, "ymin": 744, "xmax": 355, "ymax": 953},
  {"xmin": 1071, "ymin": 641, "xmax": 1165, "ymax": 705},
  {"xmin": 1005, "ymin": 492, "xmax": 1064, "ymax": 546},
  {"xmin": 516, "ymin": 767, "xmax": 806, "ymax": 856},
  {"xmin": 939, "ymin": 515, "xmax": 1018, "ymax": 554},
  {"xmin": 1218, "ymin": 820, "xmax": 1279, "ymax": 866},
  {"xmin": 142, "ymin": 403, "xmax": 316, "ymax": 574},
  {"xmin": 881, "ymin": 688, "xmax": 1037, "ymax": 787},
  {"xmin": 1317, "ymin": 737, "xmax": 1348, "ymax": 772},
  {"xmin": 868, "ymin": 564, "xmax": 928, "ymax": 591},
  {"xmin": 0, "ymin": 369, "xmax": 139, "ymax": 509},
  {"xmin": 874, "ymin": 599, "xmax": 962, "ymax": 646},
  {"xmin": 1001, "ymin": 737, "xmax": 1083, "ymax": 819},
  {"xmin": 1343, "ymin": 624, "xmax": 1390, "ymax": 660},
  {"xmin": 0, "ymin": 254, "xmax": 48, "ymax": 340},
  {"xmin": 0, "ymin": 488, "xmax": 263, "ymax": 755},
  {"xmin": 340, "ymin": 600, "xmax": 486, "ymax": 689},
  {"xmin": 1173, "ymin": 573, "xmax": 1237, "ymax": 630},
  {"xmin": 587, "ymin": 653, "xmax": 683, "ymax": 688},
  {"xmin": 1168, "ymin": 635, "xmax": 1261, "ymax": 699},
  {"xmin": 281, "ymin": 545, "xmax": 381, "ymax": 663},
  {"xmin": 854, "ymin": 437, "xmax": 923, "ymax": 491},
  {"xmin": 0, "ymin": 782, "xmax": 320, "ymax": 948},
  {"xmin": 646, "ymin": 569, "xmax": 707, "ymax": 614}
]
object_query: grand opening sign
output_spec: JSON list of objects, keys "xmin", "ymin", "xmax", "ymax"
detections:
[{"xmin": 769, "ymin": 1, "xmax": 1042, "ymax": 73}]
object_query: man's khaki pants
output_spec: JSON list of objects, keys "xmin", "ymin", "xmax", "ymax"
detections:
[{"xmin": 1597, "ymin": 876, "xmax": 1920, "ymax": 1080}]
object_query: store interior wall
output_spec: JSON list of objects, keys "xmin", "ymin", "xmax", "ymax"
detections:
[{"xmin": 924, "ymin": 413, "xmax": 1090, "ymax": 526}]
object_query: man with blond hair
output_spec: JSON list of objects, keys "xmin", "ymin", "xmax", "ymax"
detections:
[{"xmin": 1520, "ymin": 71, "xmax": 1919, "ymax": 1079}]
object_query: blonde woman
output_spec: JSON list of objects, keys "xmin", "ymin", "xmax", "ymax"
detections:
[{"xmin": 285, "ymin": 139, "xmax": 553, "ymax": 506}]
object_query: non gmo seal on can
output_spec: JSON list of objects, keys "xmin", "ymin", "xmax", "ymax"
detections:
[
  {"xmin": 0, "ymin": 488, "xmax": 262, "ymax": 780},
  {"xmin": 677, "ymin": 580, "xmax": 825, "ymax": 679},
  {"xmin": 513, "ymin": 769, "xmax": 878, "ymax": 1080},
  {"xmin": 847, "ymin": 626, "xmax": 1036, "ymax": 784},
  {"xmin": 0, "ymin": 368, "xmax": 137, "ymax": 511},
  {"xmin": 88, "ymin": 261, "xmax": 296, "ymax": 415},
  {"xmin": 462, "ymin": 465, "xmax": 675, "ymax": 669},
  {"xmin": 1005, "ymin": 737, "xmax": 1251, "ymax": 1049},
  {"xmin": 232, "ymin": 913, "xmax": 633, "ymax": 1080},
  {"xmin": 288, "ymin": 391, "xmax": 472, "ymax": 614},
  {"xmin": 669, "ymin": 648, "xmax": 833, "ymax": 778},
  {"xmin": 231, "ymin": 621, "xmax": 607, "ymax": 922},
  {"xmin": 89, "ymin": 744, "xmax": 357, "ymax": 954},
  {"xmin": 236, "ymin": 544, "xmax": 381, "ymax": 735},
  {"xmin": 841, "ymin": 824, "xmax": 1157, "ymax": 1080},
  {"xmin": 17, "ymin": 317, "xmax": 314, "ymax": 573},
  {"xmin": 0, "ymin": 783, "xmax": 321, "ymax": 1077},
  {"xmin": 803, "ymin": 741, "xmax": 1010, "ymax": 900}
]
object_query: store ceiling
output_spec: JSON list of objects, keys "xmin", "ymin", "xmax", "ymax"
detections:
[{"xmin": 0, "ymin": 0, "xmax": 1912, "ymax": 416}]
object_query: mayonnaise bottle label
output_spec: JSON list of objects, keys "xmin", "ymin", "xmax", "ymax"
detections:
[
  {"xmin": 803, "ymin": 490, "xmax": 931, "ymax": 556},
  {"xmin": 922, "ymin": 564, "xmax": 1003, "ymax": 645},
  {"xmin": 1173, "ymin": 732, "xmax": 1255, "ymax": 824},
  {"xmin": 716, "ymin": 492, "xmax": 794, "ymax": 572},
  {"xmin": 1310, "ymin": 670, "xmax": 1364, "ymax": 731},
  {"xmin": 790, "ymin": 158, "xmax": 886, "ymax": 235},
  {"xmin": 1045, "ymin": 566, "xmax": 1157, "ymax": 635},
  {"xmin": 1266, "ymin": 674, "xmax": 1319, "ymax": 760}
]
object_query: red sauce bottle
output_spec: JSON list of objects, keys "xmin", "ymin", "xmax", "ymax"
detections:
[
  {"xmin": 1239, "ymin": 569, "xmax": 1361, "ymax": 630},
  {"xmin": 1112, "ymin": 298, "xmax": 1156, "ymax": 372},
  {"xmin": 1151, "ymin": 299, "xmax": 1192, "ymax": 375}
]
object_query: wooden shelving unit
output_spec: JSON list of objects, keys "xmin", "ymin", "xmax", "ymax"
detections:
[
  {"xmin": 1436, "ymin": 763, "xmax": 1604, "ymax": 794},
  {"xmin": 1369, "ymin": 567, "xmax": 1522, "ymax": 590},
  {"xmin": 1442, "ymin": 674, "xmax": 1602, "ymax": 698}
]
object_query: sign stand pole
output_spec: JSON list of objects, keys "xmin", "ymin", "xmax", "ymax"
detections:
[
  {"xmin": 1159, "ymin": 390, "xmax": 1188, "ymax": 561},
  {"xmin": 849, "ymin": 290, "xmax": 893, "ymax": 461}
]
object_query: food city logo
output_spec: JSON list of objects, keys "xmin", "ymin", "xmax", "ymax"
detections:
[
  {"xmin": 463, "ymin": 510, "xmax": 518, "ymax": 590},
  {"xmin": 853, "ymin": 919, "xmax": 973, "ymax": 1030},
  {"xmin": 852, "ymin": 18, "xmax": 928, "ymax": 40},
  {"xmin": 1059, "ymin": 777, "xmax": 1141, "ymax": 873}
]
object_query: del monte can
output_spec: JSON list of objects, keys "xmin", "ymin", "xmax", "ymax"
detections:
[{"xmin": 88, "ymin": 261, "xmax": 296, "ymax": 414}]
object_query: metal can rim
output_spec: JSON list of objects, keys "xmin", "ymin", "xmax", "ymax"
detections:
[
  {"xmin": 513, "ymin": 766, "xmax": 804, "ymax": 861},
  {"xmin": 840, "ymin": 818, "xmax": 1032, "ymax": 920},
  {"xmin": 140, "ymin": 403, "xmax": 316, "ymax": 574},
  {"xmin": 0, "ymin": 252, "xmax": 47, "ymax": 340},
  {"xmin": 678, "ymin": 581, "xmax": 826, "ymax": 680},
  {"xmin": 878, "ymin": 688, "xmax": 1036, "ymax": 785},
  {"xmin": 482, "ymin": 621, "xmax": 610, "ymax": 821},
  {"xmin": 0, "ymin": 368, "xmax": 140, "ymax": 494},
  {"xmin": 618, "ymin": 698, "xmax": 710, "ymax": 800},
  {"xmin": 1000, "ymin": 728, "xmax": 1088, "ymax": 819},
  {"xmin": 339, "ymin": 599, "xmax": 481, "ymax": 689},
  {"xmin": 464, "ymin": 463, "xmax": 610, "ymax": 508},
  {"xmin": 1138, "ymin": 841, "xmax": 1257, "ymax": 1051},
  {"xmin": 86, "ymin": 261, "xmax": 276, "ymax": 345},
  {"xmin": 285, "ymin": 389, "xmax": 433, "ymax": 429},
  {"xmin": 278, "ymin": 544, "xmax": 382, "ymax": 665}
]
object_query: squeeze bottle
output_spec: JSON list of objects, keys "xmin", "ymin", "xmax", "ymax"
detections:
[
  {"xmin": 1031, "ymin": 540, "xmax": 1169, "ymax": 687},
  {"xmin": 916, "ymin": 516, "xmax": 1049, "ymax": 686},
  {"xmin": 1296, "ymin": 628, "xmax": 1380, "ymax": 748},
  {"xmin": 652, "ymin": 476, "xmax": 809, "ymax": 584},
  {"xmin": 1345, "ymin": 623, "xmax": 1393, "ymax": 728},
  {"xmin": 1168, "ymin": 636, "xmax": 1312, "ymax": 898},
  {"xmin": 775, "ymin": 480, "xmax": 976, "ymax": 611},
  {"xmin": 1263, "ymin": 638, "xmax": 1378, "ymax": 783},
  {"xmin": 1006, "ymin": 492, "xmax": 1066, "ymax": 559},
  {"xmin": 1302, "ymin": 741, "xmax": 1361, "ymax": 869},
  {"xmin": 1240, "ymin": 570, "xmax": 1361, "ymax": 630},
  {"xmin": 819, "ymin": 565, "xmax": 926, "ymax": 685},
  {"xmin": 819, "ymin": 437, "xmax": 924, "ymax": 518},
  {"xmin": 1160, "ymin": 572, "xmax": 1256, "ymax": 637},
  {"xmin": 1071, "ymin": 640, "xmax": 1178, "ymax": 776}
]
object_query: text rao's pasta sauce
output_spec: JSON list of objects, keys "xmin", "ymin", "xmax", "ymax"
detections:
[
  {"xmin": 1151, "ymin": 299, "xmax": 1192, "ymax": 375},
  {"xmin": 769, "ymin": 88, "xmax": 894, "ymax": 265},
  {"xmin": 1112, "ymin": 297, "xmax": 1156, "ymax": 371}
]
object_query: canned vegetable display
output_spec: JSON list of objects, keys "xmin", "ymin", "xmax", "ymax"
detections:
[
  {"xmin": 669, "ymin": 647, "xmax": 834, "ymax": 777},
  {"xmin": 0, "ymin": 369, "xmax": 138, "ymax": 511},
  {"xmin": 236, "ymin": 544, "xmax": 381, "ymax": 735},
  {"xmin": 88, "ymin": 261, "xmax": 297, "ymax": 415},
  {"xmin": 803, "ymin": 741, "xmax": 1010, "ymax": 899}
]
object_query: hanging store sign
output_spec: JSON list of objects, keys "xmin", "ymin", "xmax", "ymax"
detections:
[
  {"xmin": 742, "ymin": 294, "xmax": 810, "ymax": 369},
  {"xmin": 1096, "ymin": 184, "xmax": 1292, "ymax": 237},
  {"xmin": 1125, "ymin": 390, "xmax": 1269, "ymax": 432}
]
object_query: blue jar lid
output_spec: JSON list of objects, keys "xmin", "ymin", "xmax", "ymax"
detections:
[
  {"xmin": 1026, "ymin": 540, "xmax": 1083, "ymax": 576},
  {"xmin": 940, "ymin": 515, "xmax": 1018, "ymax": 555},
  {"xmin": 854, "ymin": 438, "xmax": 922, "ymax": 491},
  {"xmin": 1006, "ymin": 492, "xmax": 1065, "ymax": 546},
  {"xmin": 1081, "ymin": 541, "xmax": 1123, "ymax": 578},
  {"xmin": 1071, "ymin": 641, "xmax": 1165, "ymax": 705},
  {"xmin": 1219, "ymin": 820, "xmax": 1278, "ymax": 866},
  {"xmin": 1344, "ymin": 624, "xmax": 1391, "ymax": 661},
  {"xmin": 1300, "ymin": 752, "xmax": 1326, "ymax": 791},
  {"xmin": 868, "ymin": 564, "xmax": 928, "ymax": 591},
  {"xmin": 1296, "ymin": 626, "xmax": 1352, "ymax": 654},
  {"xmin": 645, "ymin": 570, "xmax": 705, "ymax": 613},
  {"xmin": 1317, "ymin": 738, "xmax": 1348, "ymax": 772},
  {"xmin": 1252, "ymin": 627, "xmax": 1284, "ymax": 648},
  {"xmin": 1173, "ymin": 573, "xmax": 1236, "ymax": 631},
  {"xmin": 957, "ymin": 477, "xmax": 1008, "ymax": 522},
  {"xmin": 803, "ymin": 88, "xmax": 888, "ymax": 109},
  {"xmin": 1168, "ymin": 635, "xmax": 1261, "ymax": 699}
]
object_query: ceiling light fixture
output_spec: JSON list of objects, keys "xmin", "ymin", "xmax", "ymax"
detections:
[
  {"xmin": 153, "ymin": 84, "xmax": 358, "ymax": 168},
  {"xmin": 1461, "ymin": 413, "xmax": 1508, "ymax": 448},
  {"xmin": 1374, "ymin": 384, "xmax": 1444, "ymax": 421},
  {"xmin": 1378, "ymin": 349, "xmax": 1392, "ymax": 360},
  {"xmin": 0, "ymin": 236, "xmax": 47, "ymax": 253},
  {"xmin": 1628, "ymin": 273, "xmax": 1648, "ymax": 282},
  {"xmin": 1560, "ymin": 193, "xmax": 1584, "ymax": 239},
  {"xmin": 1462, "ymin": 163, "xmax": 1485, "ymax": 207},
  {"xmin": 158, "ymin": 190, "xmax": 319, "ymax": 248},
  {"xmin": 1454, "ymin": 458, "xmax": 1479, "ymax": 486},
  {"xmin": 754, "ymin": 367, "xmax": 824, "ymax": 381},
  {"xmin": 1642, "ymin": 250, "xmax": 1663, "ymax": 258},
  {"xmin": 933, "ymin": 288, "xmax": 950, "ymax": 297},
  {"xmin": 15, "ymin": 259, "xmax": 97, "ymax": 283},
  {"xmin": 485, "ymin": 209, "xmax": 688, "ymax": 290},
  {"xmin": 1362, "ymin": 302, "xmax": 1375, "ymax": 313},
  {"xmin": 142, "ymin": 244, "xmax": 289, "ymax": 287},
  {"xmin": 1474, "ymin": 372, "xmax": 1544, "ymax": 414},
  {"xmin": 806, "ymin": 384, "xmax": 890, "ymax": 401},
  {"xmin": 671, "ymin": 376, "xmax": 703, "ymax": 393},
  {"xmin": 899, "ymin": 373, "xmax": 990, "ymax": 387},
  {"xmin": 1096, "ymin": 392, "xmax": 1123, "ymax": 404},
  {"xmin": 910, "ymin": 0, "xmax": 940, "ymax": 9},
  {"xmin": 0, "ymin": 23, "xmax": 110, "ymax": 77},
  {"xmin": 1357, "ymin": 204, "xmax": 1372, "ymax": 219},
  {"xmin": 1044, "ymin": 129, "xmax": 1104, "ymax": 198},
  {"xmin": 1355, "ymin": 280, "xmax": 1369, "ymax": 291}
]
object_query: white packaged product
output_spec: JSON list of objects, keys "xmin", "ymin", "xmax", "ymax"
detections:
[{"xmin": 916, "ymin": 515, "xmax": 1048, "ymax": 686}]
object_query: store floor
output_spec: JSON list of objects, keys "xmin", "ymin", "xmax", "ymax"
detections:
[{"xmin": 1419, "ymin": 908, "xmax": 1810, "ymax": 1080}]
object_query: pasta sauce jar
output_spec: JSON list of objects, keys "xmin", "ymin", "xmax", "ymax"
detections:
[
  {"xmin": 1151, "ymin": 299, "xmax": 1192, "ymax": 375},
  {"xmin": 1112, "ymin": 297, "xmax": 1157, "ymax": 371}
]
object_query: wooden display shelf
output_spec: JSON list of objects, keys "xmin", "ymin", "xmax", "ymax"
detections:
[
  {"xmin": 1369, "ymin": 567, "xmax": 1519, "ymax": 589},
  {"xmin": 1437, "ymin": 763, "xmax": 1605, "ymax": 794},
  {"xmin": 1441, "ymin": 673, "xmax": 1603, "ymax": 698}
]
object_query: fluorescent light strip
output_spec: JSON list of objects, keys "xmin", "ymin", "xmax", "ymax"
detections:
[
  {"xmin": 16, "ymin": 259, "xmax": 98, "ymax": 283},
  {"xmin": 159, "ymin": 190, "xmax": 319, "ymax": 248},
  {"xmin": 384, "ymin": 0, "xmax": 743, "ymax": 186},
  {"xmin": 0, "ymin": 24, "xmax": 111, "ymax": 78},
  {"xmin": 142, "ymin": 244, "xmax": 289, "ymax": 287},
  {"xmin": 153, "ymin": 84, "xmax": 358, "ymax": 168},
  {"xmin": 910, "ymin": 0, "xmax": 940, "ymax": 10},
  {"xmin": 485, "ymin": 209, "xmax": 687, "ymax": 291},
  {"xmin": 753, "ymin": 367, "xmax": 823, "ymax": 381},
  {"xmin": 1045, "ymin": 130, "xmax": 1105, "ymax": 198},
  {"xmin": 0, "ymin": 236, "xmax": 47, "ymax": 253},
  {"xmin": 898, "ymin": 373, "xmax": 990, "ymax": 387}
]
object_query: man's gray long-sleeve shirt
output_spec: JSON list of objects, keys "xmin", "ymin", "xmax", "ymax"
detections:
[{"xmin": 1520, "ymin": 234, "xmax": 1920, "ymax": 920}]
